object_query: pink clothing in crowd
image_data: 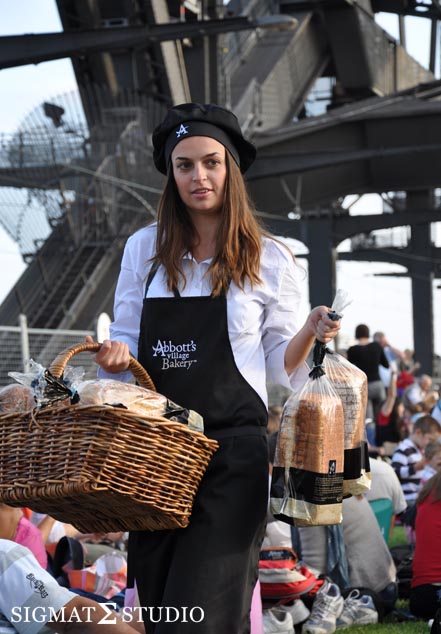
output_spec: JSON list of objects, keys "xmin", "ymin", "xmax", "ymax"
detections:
[
  {"xmin": 251, "ymin": 580, "xmax": 263, "ymax": 634},
  {"xmin": 14, "ymin": 516, "xmax": 47, "ymax": 569}
]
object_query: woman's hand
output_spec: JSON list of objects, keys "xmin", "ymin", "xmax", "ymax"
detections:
[
  {"xmin": 306, "ymin": 306, "xmax": 341, "ymax": 344},
  {"xmin": 85, "ymin": 335, "xmax": 130, "ymax": 373},
  {"xmin": 284, "ymin": 306, "xmax": 341, "ymax": 375}
]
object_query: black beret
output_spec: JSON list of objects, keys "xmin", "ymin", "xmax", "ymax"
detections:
[{"xmin": 152, "ymin": 102, "xmax": 257, "ymax": 175}]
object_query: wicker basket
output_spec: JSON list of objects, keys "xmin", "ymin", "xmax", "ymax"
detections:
[{"xmin": 0, "ymin": 342, "xmax": 218, "ymax": 533}]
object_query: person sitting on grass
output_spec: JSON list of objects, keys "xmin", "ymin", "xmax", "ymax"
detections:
[
  {"xmin": 392, "ymin": 415, "xmax": 441, "ymax": 505},
  {"xmin": 420, "ymin": 440, "xmax": 441, "ymax": 486},
  {"xmin": 0, "ymin": 504, "xmax": 48, "ymax": 570},
  {"xmin": 0, "ymin": 539, "xmax": 144, "ymax": 633},
  {"xmin": 375, "ymin": 371, "xmax": 404, "ymax": 453},
  {"xmin": 410, "ymin": 471, "xmax": 441, "ymax": 621}
]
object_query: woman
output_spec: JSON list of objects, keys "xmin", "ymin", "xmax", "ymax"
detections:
[
  {"xmin": 375, "ymin": 371, "xmax": 405, "ymax": 451},
  {"xmin": 0, "ymin": 504, "xmax": 47, "ymax": 569},
  {"xmin": 347, "ymin": 324, "xmax": 389, "ymax": 436},
  {"xmin": 91, "ymin": 102, "xmax": 340, "ymax": 634},
  {"xmin": 410, "ymin": 470, "xmax": 441, "ymax": 620}
]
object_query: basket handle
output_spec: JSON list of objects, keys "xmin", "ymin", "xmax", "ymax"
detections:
[{"xmin": 48, "ymin": 341, "xmax": 157, "ymax": 392}]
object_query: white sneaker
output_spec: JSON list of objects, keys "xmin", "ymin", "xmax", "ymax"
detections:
[
  {"xmin": 280, "ymin": 599, "xmax": 310, "ymax": 625},
  {"xmin": 336, "ymin": 589, "xmax": 378, "ymax": 628},
  {"xmin": 263, "ymin": 607, "xmax": 295, "ymax": 634},
  {"xmin": 302, "ymin": 581, "xmax": 344, "ymax": 634}
]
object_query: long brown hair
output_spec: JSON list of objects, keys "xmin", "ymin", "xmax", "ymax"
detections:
[
  {"xmin": 417, "ymin": 470, "xmax": 441, "ymax": 505},
  {"xmin": 154, "ymin": 151, "xmax": 264, "ymax": 296}
]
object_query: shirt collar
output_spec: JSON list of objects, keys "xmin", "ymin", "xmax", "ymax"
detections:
[{"xmin": 182, "ymin": 252, "xmax": 213, "ymax": 264}]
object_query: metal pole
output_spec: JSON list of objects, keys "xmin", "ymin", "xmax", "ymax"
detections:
[
  {"xmin": 429, "ymin": 19, "xmax": 437, "ymax": 74},
  {"xmin": 202, "ymin": 0, "xmax": 220, "ymax": 103},
  {"xmin": 398, "ymin": 15, "xmax": 406, "ymax": 49},
  {"xmin": 407, "ymin": 190, "xmax": 435, "ymax": 375},
  {"xmin": 18, "ymin": 313, "xmax": 31, "ymax": 373},
  {"xmin": 203, "ymin": 35, "xmax": 211, "ymax": 103}
]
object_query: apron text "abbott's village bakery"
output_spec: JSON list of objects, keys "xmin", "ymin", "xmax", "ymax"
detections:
[{"xmin": 151, "ymin": 339, "xmax": 198, "ymax": 370}]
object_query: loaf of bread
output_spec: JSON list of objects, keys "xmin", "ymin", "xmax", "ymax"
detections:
[
  {"xmin": 325, "ymin": 357, "xmax": 367, "ymax": 448},
  {"xmin": 0, "ymin": 384, "xmax": 35, "ymax": 413},
  {"xmin": 271, "ymin": 387, "xmax": 344, "ymax": 526},
  {"xmin": 324, "ymin": 352, "xmax": 371, "ymax": 496},
  {"xmin": 278, "ymin": 393, "xmax": 345, "ymax": 474},
  {"xmin": 77, "ymin": 379, "xmax": 168, "ymax": 418}
]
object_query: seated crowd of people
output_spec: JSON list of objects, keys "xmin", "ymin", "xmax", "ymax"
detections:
[
  {"xmin": 0, "ymin": 509, "xmax": 144, "ymax": 633},
  {"xmin": 262, "ymin": 326, "xmax": 441, "ymax": 634}
]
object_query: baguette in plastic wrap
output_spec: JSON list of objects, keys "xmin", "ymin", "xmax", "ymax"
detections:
[{"xmin": 77, "ymin": 379, "xmax": 203, "ymax": 432}]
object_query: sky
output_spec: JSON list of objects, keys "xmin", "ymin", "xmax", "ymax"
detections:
[
  {"xmin": 0, "ymin": 1, "xmax": 439, "ymax": 355},
  {"xmin": 0, "ymin": 0, "xmax": 78, "ymax": 301}
]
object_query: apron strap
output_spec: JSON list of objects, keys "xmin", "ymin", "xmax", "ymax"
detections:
[{"xmin": 145, "ymin": 260, "xmax": 180, "ymax": 298}]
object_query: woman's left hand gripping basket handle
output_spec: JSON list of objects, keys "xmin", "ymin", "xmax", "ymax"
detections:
[{"xmin": 48, "ymin": 341, "xmax": 157, "ymax": 392}]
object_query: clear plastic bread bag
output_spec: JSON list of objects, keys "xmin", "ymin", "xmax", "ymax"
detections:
[
  {"xmin": 76, "ymin": 379, "xmax": 203, "ymax": 431},
  {"xmin": 9, "ymin": 363, "xmax": 203, "ymax": 431},
  {"xmin": 9, "ymin": 361, "xmax": 83, "ymax": 408},
  {"xmin": 270, "ymin": 335, "xmax": 345, "ymax": 527},
  {"xmin": 323, "ymin": 291, "xmax": 371, "ymax": 496}
]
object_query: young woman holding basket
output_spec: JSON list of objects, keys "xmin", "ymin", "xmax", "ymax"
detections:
[{"xmin": 91, "ymin": 102, "xmax": 340, "ymax": 633}]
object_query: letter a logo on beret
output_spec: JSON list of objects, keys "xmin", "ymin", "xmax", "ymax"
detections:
[{"xmin": 176, "ymin": 124, "xmax": 189, "ymax": 138}]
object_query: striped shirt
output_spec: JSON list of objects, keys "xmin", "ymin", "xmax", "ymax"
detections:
[
  {"xmin": 391, "ymin": 438, "xmax": 423, "ymax": 503},
  {"xmin": 0, "ymin": 539, "xmax": 75, "ymax": 634}
]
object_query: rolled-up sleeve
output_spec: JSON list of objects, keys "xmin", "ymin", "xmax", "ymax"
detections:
[{"xmin": 263, "ymin": 255, "xmax": 309, "ymax": 394}]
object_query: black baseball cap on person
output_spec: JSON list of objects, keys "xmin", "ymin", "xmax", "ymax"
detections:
[{"xmin": 152, "ymin": 102, "xmax": 257, "ymax": 175}]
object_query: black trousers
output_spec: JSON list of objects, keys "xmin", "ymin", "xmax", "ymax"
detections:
[
  {"xmin": 410, "ymin": 584, "xmax": 441, "ymax": 619},
  {"xmin": 128, "ymin": 434, "xmax": 268, "ymax": 634}
]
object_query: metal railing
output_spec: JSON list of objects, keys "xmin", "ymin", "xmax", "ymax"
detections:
[{"xmin": 0, "ymin": 314, "xmax": 97, "ymax": 386}]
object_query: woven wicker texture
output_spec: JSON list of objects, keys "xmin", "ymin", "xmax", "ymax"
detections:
[{"xmin": 0, "ymin": 342, "xmax": 218, "ymax": 532}]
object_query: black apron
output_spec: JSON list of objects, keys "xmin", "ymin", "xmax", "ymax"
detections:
[{"xmin": 129, "ymin": 262, "xmax": 269, "ymax": 633}]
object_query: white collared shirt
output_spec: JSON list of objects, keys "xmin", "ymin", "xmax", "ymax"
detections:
[{"xmin": 104, "ymin": 223, "xmax": 309, "ymax": 407}]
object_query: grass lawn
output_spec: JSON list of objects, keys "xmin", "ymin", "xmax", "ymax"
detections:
[
  {"xmin": 388, "ymin": 525, "xmax": 408, "ymax": 549},
  {"xmin": 336, "ymin": 624, "xmax": 429, "ymax": 633}
]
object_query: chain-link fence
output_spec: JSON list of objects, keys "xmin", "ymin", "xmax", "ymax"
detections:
[{"xmin": 0, "ymin": 315, "xmax": 98, "ymax": 386}]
